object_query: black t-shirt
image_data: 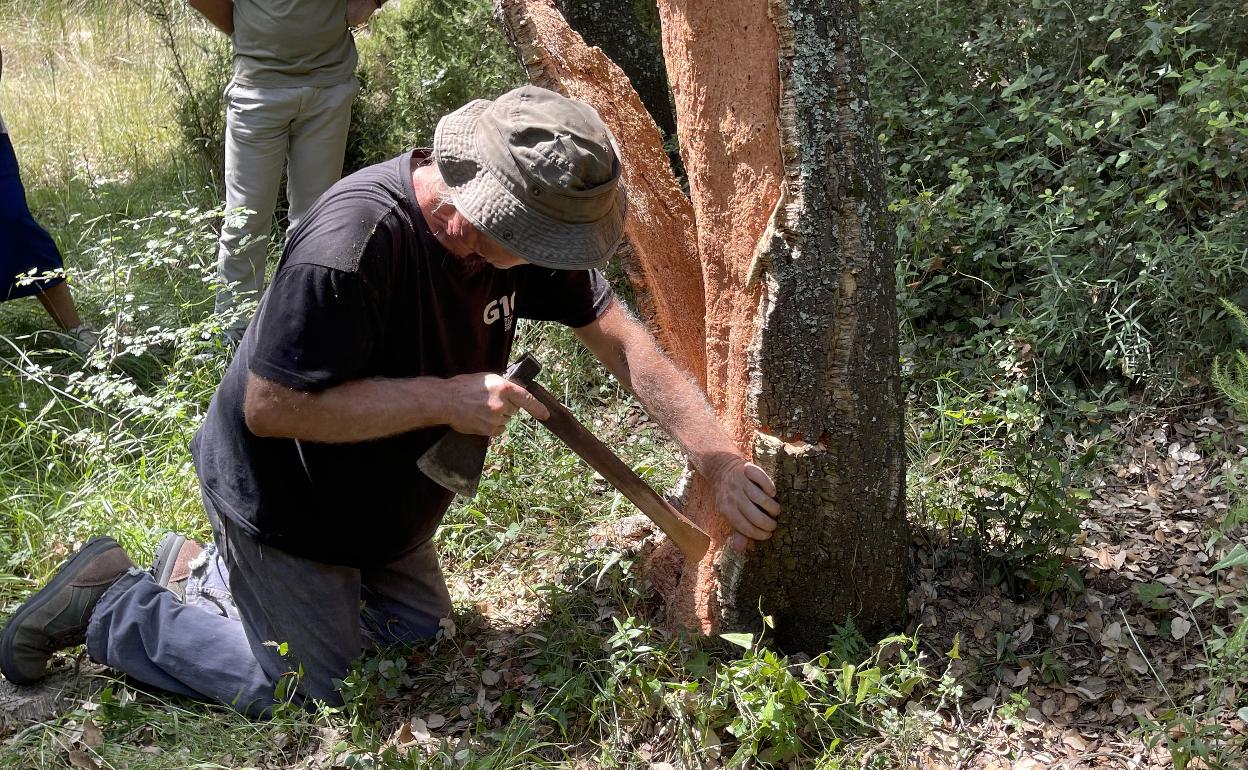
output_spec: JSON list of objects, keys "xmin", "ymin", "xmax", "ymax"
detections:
[{"xmin": 191, "ymin": 150, "xmax": 613, "ymax": 566}]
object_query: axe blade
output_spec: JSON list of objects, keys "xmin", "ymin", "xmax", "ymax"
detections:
[
  {"xmin": 416, "ymin": 354, "xmax": 543, "ymax": 497},
  {"xmin": 417, "ymin": 431, "xmax": 488, "ymax": 497}
]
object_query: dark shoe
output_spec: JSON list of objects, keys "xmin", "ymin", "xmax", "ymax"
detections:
[
  {"xmin": 150, "ymin": 532, "xmax": 204, "ymax": 600},
  {"xmin": 0, "ymin": 537, "xmax": 132, "ymax": 685}
]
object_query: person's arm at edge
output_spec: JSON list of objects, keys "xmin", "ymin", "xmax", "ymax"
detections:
[
  {"xmin": 574, "ymin": 299, "xmax": 782, "ymax": 544},
  {"xmin": 188, "ymin": 0, "xmax": 235, "ymax": 35},
  {"xmin": 346, "ymin": 0, "xmax": 384, "ymax": 26},
  {"xmin": 243, "ymin": 370, "xmax": 548, "ymax": 443}
]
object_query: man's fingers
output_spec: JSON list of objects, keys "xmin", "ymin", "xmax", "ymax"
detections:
[
  {"xmin": 745, "ymin": 483, "xmax": 781, "ymax": 516},
  {"xmin": 740, "ymin": 499, "xmax": 779, "ymax": 533},
  {"xmin": 502, "ymin": 383, "xmax": 550, "ymax": 420},
  {"xmin": 744, "ymin": 463, "xmax": 777, "ymax": 497},
  {"xmin": 727, "ymin": 505, "xmax": 774, "ymax": 540}
]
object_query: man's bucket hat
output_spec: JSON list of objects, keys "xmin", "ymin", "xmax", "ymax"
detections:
[{"xmin": 433, "ymin": 85, "xmax": 627, "ymax": 270}]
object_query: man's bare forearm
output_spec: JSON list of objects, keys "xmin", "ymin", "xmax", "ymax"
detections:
[
  {"xmin": 244, "ymin": 368, "xmax": 547, "ymax": 443},
  {"xmin": 245, "ymin": 374, "xmax": 452, "ymax": 443},
  {"xmin": 188, "ymin": 0, "xmax": 235, "ymax": 34},
  {"xmin": 576, "ymin": 303, "xmax": 743, "ymax": 476}
]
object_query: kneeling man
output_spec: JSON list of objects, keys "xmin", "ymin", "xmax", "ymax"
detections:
[{"xmin": 0, "ymin": 86, "xmax": 781, "ymax": 714}]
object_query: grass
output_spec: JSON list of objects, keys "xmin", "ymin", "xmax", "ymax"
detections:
[{"xmin": 6, "ymin": 2, "xmax": 1248, "ymax": 769}]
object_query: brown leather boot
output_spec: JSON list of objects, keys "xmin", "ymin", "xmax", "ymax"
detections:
[
  {"xmin": 0, "ymin": 537, "xmax": 132, "ymax": 685},
  {"xmin": 150, "ymin": 532, "xmax": 205, "ymax": 600}
]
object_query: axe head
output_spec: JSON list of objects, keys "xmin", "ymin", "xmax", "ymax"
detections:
[
  {"xmin": 417, "ymin": 430, "xmax": 489, "ymax": 497},
  {"xmin": 416, "ymin": 354, "xmax": 543, "ymax": 497}
]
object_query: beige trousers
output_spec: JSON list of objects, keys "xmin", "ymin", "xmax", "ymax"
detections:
[{"xmin": 213, "ymin": 77, "xmax": 358, "ymax": 336}]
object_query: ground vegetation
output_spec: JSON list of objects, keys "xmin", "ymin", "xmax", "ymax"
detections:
[{"xmin": 0, "ymin": 0, "xmax": 1246, "ymax": 767}]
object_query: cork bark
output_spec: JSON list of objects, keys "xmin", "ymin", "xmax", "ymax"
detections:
[
  {"xmin": 494, "ymin": 0, "xmax": 705, "ymax": 384},
  {"xmin": 494, "ymin": 0, "xmax": 908, "ymax": 651},
  {"xmin": 553, "ymin": 0, "xmax": 678, "ymax": 141}
]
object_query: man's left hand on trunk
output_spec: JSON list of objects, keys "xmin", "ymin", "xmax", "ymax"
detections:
[{"xmin": 706, "ymin": 454, "xmax": 781, "ymax": 551}]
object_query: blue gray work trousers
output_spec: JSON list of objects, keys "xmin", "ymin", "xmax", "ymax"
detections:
[{"xmin": 83, "ymin": 500, "xmax": 452, "ymax": 716}]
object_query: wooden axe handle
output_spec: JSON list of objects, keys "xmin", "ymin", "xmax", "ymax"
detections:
[{"xmin": 523, "ymin": 381, "xmax": 710, "ymax": 559}]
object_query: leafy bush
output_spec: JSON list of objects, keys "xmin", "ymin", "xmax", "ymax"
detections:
[
  {"xmin": 134, "ymin": 0, "xmax": 232, "ymax": 179},
  {"xmin": 866, "ymin": 0, "xmax": 1248, "ymax": 393},
  {"xmin": 346, "ymin": 0, "xmax": 522, "ymax": 168},
  {"xmin": 908, "ymin": 348, "xmax": 1099, "ymax": 593},
  {"xmin": 1213, "ymin": 300, "xmax": 1248, "ymax": 415}
]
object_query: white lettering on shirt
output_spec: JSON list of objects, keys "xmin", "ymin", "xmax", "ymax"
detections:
[{"xmin": 484, "ymin": 292, "xmax": 517, "ymax": 331}]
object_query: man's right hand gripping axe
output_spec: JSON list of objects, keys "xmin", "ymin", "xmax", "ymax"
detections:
[{"xmin": 417, "ymin": 353, "xmax": 711, "ymax": 559}]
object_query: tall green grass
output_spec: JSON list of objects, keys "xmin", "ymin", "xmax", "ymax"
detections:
[{"xmin": 0, "ymin": 1, "xmax": 210, "ymax": 208}]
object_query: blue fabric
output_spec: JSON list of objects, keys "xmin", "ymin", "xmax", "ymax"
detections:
[
  {"xmin": 84, "ymin": 499, "xmax": 452, "ymax": 716},
  {"xmin": 0, "ymin": 133, "xmax": 65, "ymax": 302}
]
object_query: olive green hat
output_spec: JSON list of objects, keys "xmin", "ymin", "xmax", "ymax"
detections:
[{"xmin": 433, "ymin": 85, "xmax": 627, "ymax": 270}]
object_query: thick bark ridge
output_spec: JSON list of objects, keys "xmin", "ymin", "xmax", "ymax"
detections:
[
  {"xmin": 728, "ymin": 0, "xmax": 909, "ymax": 649},
  {"xmin": 494, "ymin": 0, "xmax": 706, "ymax": 383}
]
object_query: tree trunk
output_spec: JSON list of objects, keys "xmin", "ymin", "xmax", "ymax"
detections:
[
  {"xmin": 553, "ymin": 0, "xmax": 678, "ymax": 141},
  {"xmin": 494, "ymin": 0, "xmax": 908, "ymax": 652}
]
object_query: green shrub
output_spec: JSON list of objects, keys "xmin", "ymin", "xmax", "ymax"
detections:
[
  {"xmin": 346, "ymin": 0, "xmax": 522, "ymax": 168},
  {"xmin": 866, "ymin": 0, "xmax": 1248, "ymax": 393},
  {"xmin": 134, "ymin": 0, "xmax": 231, "ymax": 180},
  {"xmin": 907, "ymin": 349, "xmax": 1098, "ymax": 593},
  {"xmin": 1213, "ymin": 299, "xmax": 1248, "ymax": 415}
]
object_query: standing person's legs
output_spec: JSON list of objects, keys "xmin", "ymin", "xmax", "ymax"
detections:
[
  {"xmin": 34, "ymin": 282, "xmax": 83, "ymax": 330},
  {"xmin": 0, "ymin": 132, "xmax": 90, "ymax": 340},
  {"xmin": 214, "ymin": 83, "xmax": 300, "ymax": 339},
  {"xmin": 284, "ymin": 78, "xmax": 357, "ymax": 230}
]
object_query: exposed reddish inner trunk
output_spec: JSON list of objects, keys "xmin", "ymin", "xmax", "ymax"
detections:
[
  {"xmin": 494, "ymin": 0, "xmax": 706, "ymax": 384},
  {"xmin": 657, "ymin": 0, "xmax": 782, "ymax": 632},
  {"xmin": 496, "ymin": 0, "xmax": 783, "ymax": 634}
]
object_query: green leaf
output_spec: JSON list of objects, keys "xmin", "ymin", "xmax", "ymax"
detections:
[
  {"xmin": 1001, "ymin": 74, "xmax": 1031, "ymax": 99},
  {"xmin": 1209, "ymin": 544, "xmax": 1248, "ymax": 573},
  {"xmin": 1089, "ymin": 55, "xmax": 1107, "ymax": 71},
  {"xmin": 855, "ymin": 667, "xmax": 882, "ymax": 705},
  {"xmin": 1108, "ymin": 27, "xmax": 1123, "ymax": 42},
  {"xmin": 1137, "ymin": 582, "xmax": 1166, "ymax": 604},
  {"xmin": 838, "ymin": 664, "xmax": 856, "ymax": 699},
  {"xmin": 947, "ymin": 633, "xmax": 961, "ymax": 660},
  {"xmin": 721, "ymin": 632, "xmax": 755, "ymax": 650},
  {"xmin": 789, "ymin": 678, "xmax": 809, "ymax": 704}
]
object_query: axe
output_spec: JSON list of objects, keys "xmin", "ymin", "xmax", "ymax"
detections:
[{"xmin": 417, "ymin": 352, "xmax": 711, "ymax": 558}]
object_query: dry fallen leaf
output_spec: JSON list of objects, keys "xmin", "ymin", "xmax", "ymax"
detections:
[
  {"xmin": 426, "ymin": 713, "xmax": 446, "ymax": 729},
  {"xmin": 481, "ymin": 669, "xmax": 500, "ymax": 686},
  {"xmin": 66, "ymin": 751, "xmax": 101, "ymax": 770},
  {"xmin": 80, "ymin": 718, "xmax": 104, "ymax": 750},
  {"xmin": 394, "ymin": 721, "xmax": 414, "ymax": 746},
  {"xmin": 409, "ymin": 718, "xmax": 430, "ymax": 742},
  {"xmin": 1172, "ymin": 616, "xmax": 1192, "ymax": 640}
]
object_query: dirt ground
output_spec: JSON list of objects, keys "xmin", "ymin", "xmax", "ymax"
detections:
[{"xmin": 907, "ymin": 405, "xmax": 1248, "ymax": 768}]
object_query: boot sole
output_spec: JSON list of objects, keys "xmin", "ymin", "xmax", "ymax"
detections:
[
  {"xmin": 0, "ymin": 536, "xmax": 120, "ymax": 686},
  {"xmin": 151, "ymin": 532, "xmax": 187, "ymax": 589}
]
